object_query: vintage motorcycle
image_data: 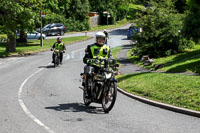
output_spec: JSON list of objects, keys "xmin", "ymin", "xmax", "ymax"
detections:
[
  {"xmin": 80, "ymin": 57, "xmax": 119, "ymax": 113},
  {"xmin": 51, "ymin": 49, "xmax": 62, "ymax": 67}
]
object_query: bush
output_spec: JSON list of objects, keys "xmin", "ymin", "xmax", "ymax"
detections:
[
  {"xmin": 183, "ymin": 10, "xmax": 200, "ymax": 43},
  {"xmin": 132, "ymin": 0, "xmax": 193, "ymax": 58},
  {"xmin": 65, "ymin": 17, "xmax": 90, "ymax": 32}
]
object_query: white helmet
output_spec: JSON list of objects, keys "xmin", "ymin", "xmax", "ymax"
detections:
[{"xmin": 96, "ymin": 32, "xmax": 106, "ymax": 39}]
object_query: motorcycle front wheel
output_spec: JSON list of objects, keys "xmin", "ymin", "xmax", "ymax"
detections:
[
  {"xmin": 83, "ymin": 90, "xmax": 91, "ymax": 106},
  {"xmin": 54, "ymin": 55, "xmax": 59, "ymax": 67},
  {"xmin": 102, "ymin": 82, "xmax": 117, "ymax": 113}
]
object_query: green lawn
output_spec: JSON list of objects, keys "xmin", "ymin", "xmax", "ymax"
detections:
[
  {"xmin": 112, "ymin": 44, "xmax": 200, "ymax": 111},
  {"xmin": 117, "ymin": 72, "xmax": 200, "ymax": 111},
  {"xmin": 128, "ymin": 45, "xmax": 200, "ymax": 74},
  {"xmin": 0, "ymin": 36, "xmax": 91, "ymax": 57}
]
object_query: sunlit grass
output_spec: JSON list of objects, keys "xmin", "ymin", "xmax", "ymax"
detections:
[
  {"xmin": 117, "ymin": 72, "xmax": 200, "ymax": 111},
  {"xmin": 128, "ymin": 45, "xmax": 200, "ymax": 74}
]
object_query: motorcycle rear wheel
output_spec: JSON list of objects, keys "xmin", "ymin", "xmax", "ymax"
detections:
[{"xmin": 102, "ymin": 82, "xmax": 117, "ymax": 113}]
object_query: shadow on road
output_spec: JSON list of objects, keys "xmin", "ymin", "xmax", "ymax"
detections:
[
  {"xmin": 110, "ymin": 29, "xmax": 128, "ymax": 36},
  {"xmin": 38, "ymin": 65, "xmax": 55, "ymax": 69},
  {"xmin": 45, "ymin": 103, "xmax": 105, "ymax": 114},
  {"xmin": 117, "ymin": 44, "xmax": 133, "ymax": 65}
]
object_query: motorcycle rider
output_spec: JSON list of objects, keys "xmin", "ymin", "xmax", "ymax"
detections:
[
  {"xmin": 103, "ymin": 29, "xmax": 109, "ymax": 44},
  {"xmin": 83, "ymin": 31, "xmax": 111, "ymax": 67},
  {"xmin": 82, "ymin": 32, "xmax": 111, "ymax": 96},
  {"xmin": 51, "ymin": 37, "xmax": 66, "ymax": 64}
]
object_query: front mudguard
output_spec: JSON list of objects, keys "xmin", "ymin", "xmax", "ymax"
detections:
[{"xmin": 110, "ymin": 78, "xmax": 117, "ymax": 82}]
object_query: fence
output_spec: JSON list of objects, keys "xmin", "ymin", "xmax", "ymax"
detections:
[{"xmin": 89, "ymin": 15, "xmax": 100, "ymax": 27}]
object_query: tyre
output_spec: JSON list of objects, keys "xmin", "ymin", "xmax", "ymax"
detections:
[
  {"xmin": 83, "ymin": 76, "xmax": 92, "ymax": 106},
  {"xmin": 54, "ymin": 54, "xmax": 59, "ymax": 67},
  {"xmin": 83, "ymin": 90, "xmax": 91, "ymax": 106},
  {"xmin": 102, "ymin": 82, "xmax": 117, "ymax": 113},
  {"xmin": 60, "ymin": 31, "xmax": 64, "ymax": 36}
]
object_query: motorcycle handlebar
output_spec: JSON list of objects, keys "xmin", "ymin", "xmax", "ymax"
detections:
[{"xmin": 87, "ymin": 58, "xmax": 118, "ymax": 68}]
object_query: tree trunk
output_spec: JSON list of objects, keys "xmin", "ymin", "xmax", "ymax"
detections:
[
  {"xmin": 18, "ymin": 29, "xmax": 27, "ymax": 45},
  {"xmin": 6, "ymin": 32, "xmax": 16, "ymax": 52}
]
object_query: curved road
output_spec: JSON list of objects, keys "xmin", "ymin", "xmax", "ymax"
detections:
[{"xmin": 0, "ymin": 25, "xmax": 200, "ymax": 133}]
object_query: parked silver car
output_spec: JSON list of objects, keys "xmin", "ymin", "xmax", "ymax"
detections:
[
  {"xmin": 26, "ymin": 31, "xmax": 46, "ymax": 39},
  {"xmin": 16, "ymin": 31, "xmax": 46, "ymax": 40}
]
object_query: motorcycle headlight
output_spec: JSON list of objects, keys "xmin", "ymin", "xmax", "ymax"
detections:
[{"xmin": 104, "ymin": 72, "xmax": 112, "ymax": 79}]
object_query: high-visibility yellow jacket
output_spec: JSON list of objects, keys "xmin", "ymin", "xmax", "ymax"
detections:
[
  {"xmin": 83, "ymin": 43, "xmax": 111, "ymax": 65},
  {"xmin": 52, "ymin": 42, "xmax": 66, "ymax": 51}
]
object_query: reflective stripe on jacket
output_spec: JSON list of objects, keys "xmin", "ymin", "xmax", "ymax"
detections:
[{"xmin": 90, "ymin": 44, "xmax": 110, "ymax": 59}]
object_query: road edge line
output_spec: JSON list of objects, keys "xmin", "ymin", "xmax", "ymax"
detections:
[{"xmin": 18, "ymin": 64, "xmax": 55, "ymax": 133}]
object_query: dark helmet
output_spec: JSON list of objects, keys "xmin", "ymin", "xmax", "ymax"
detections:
[{"xmin": 57, "ymin": 37, "xmax": 62, "ymax": 43}]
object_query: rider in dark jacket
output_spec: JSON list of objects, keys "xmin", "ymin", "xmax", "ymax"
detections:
[
  {"xmin": 82, "ymin": 31, "xmax": 111, "ymax": 81},
  {"xmin": 103, "ymin": 29, "xmax": 109, "ymax": 44},
  {"xmin": 83, "ymin": 32, "xmax": 111, "ymax": 66},
  {"xmin": 51, "ymin": 37, "xmax": 66, "ymax": 64},
  {"xmin": 82, "ymin": 32, "xmax": 111, "ymax": 96}
]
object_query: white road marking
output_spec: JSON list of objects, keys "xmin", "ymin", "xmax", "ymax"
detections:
[
  {"xmin": 64, "ymin": 48, "xmax": 85, "ymax": 60},
  {"xmin": 18, "ymin": 48, "xmax": 84, "ymax": 133},
  {"xmin": 18, "ymin": 63, "xmax": 55, "ymax": 133},
  {"xmin": 64, "ymin": 54, "xmax": 70, "ymax": 60}
]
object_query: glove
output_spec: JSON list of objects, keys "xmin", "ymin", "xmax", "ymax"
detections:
[
  {"xmin": 50, "ymin": 48, "xmax": 53, "ymax": 51},
  {"xmin": 63, "ymin": 50, "xmax": 65, "ymax": 53},
  {"xmin": 87, "ymin": 59, "xmax": 91, "ymax": 64}
]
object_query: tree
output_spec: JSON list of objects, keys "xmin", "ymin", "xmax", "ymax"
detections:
[
  {"xmin": 89, "ymin": 0, "xmax": 132, "ymax": 24},
  {"xmin": 132, "ymin": 0, "xmax": 192, "ymax": 57},
  {"xmin": 0, "ymin": 0, "xmax": 42, "ymax": 52},
  {"xmin": 183, "ymin": 0, "xmax": 200, "ymax": 42},
  {"xmin": 175, "ymin": 0, "xmax": 186, "ymax": 13}
]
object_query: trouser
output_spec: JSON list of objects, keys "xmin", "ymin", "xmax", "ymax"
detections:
[{"xmin": 52, "ymin": 52, "xmax": 63, "ymax": 63}]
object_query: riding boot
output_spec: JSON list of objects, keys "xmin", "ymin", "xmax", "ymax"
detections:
[{"xmin": 52, "ymin": 53, "xmax": 55, "ymax": 63}]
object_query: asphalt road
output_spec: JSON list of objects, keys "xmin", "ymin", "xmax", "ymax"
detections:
[{"xmin": 0, "ymin": 25, "xmax": 200, "ymax": 133}]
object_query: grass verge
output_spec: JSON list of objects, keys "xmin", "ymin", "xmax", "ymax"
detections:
[
  {"xmin": 116, "ymin": 44, "xmax": 200, "ymax": 111},
  {"xmin": 0, "ymin": 36, "xmax": 91, "ymax": 57},
  {"xmin": 117, "ymin": 72, "xmax": 200, "ymax": 111},
  {"xmin": 128, "ymin": 45, "xmax": 200, "ymax": 74},
  {"xmin": 111, "ymin": 46, "xmax": 122, "ymax": 59}
]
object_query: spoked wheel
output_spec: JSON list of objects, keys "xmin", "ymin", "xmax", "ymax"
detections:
[
  {"xmin": 83, "ymin": 76, "xmax": 92, "ymax": 106},
  {"xmin": 83, "ymin": 90, "xmax": 91, "ymax": 106},
  {"xmin": 60, "ymin": 31, "xmax": 64, "ymax": 36},
  {"xmin": 102, "ymin": 82, "xmax": 117, "ymax": 113},
  {"xmin": 54, "ymin": 55, "xmax": 60, "ymax": 67}
]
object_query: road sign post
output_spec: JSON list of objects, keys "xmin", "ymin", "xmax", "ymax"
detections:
[{"xmin": 40, "ymin": 11, "xmax": 45, "ymax": 47}]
